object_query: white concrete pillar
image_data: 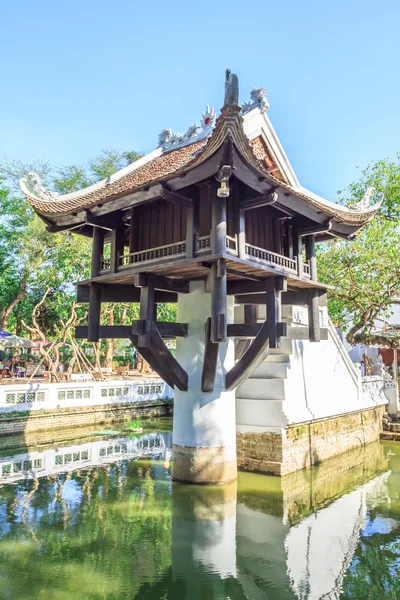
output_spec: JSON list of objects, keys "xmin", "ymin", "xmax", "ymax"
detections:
[{"xmin": 172, "ymin": 280, "xmax": 236, "ymax": 484}]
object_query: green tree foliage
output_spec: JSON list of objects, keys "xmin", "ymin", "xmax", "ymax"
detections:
[
  {"xmin": 0, "ymin": 150, "xmax": 141, "ymax": 335},
  {"xmin": 318, "ymin": 154, "xmax": 400, "ymax": 347}
]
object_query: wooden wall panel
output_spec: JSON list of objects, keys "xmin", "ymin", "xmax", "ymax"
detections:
[{"xmin": 131, "ymin": 200, "xmax": 187, "ymax": 251}]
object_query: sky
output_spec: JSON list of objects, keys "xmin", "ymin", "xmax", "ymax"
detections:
[{"xmin": 0, "ymin": 0, "xmax": 398, "ymax": 200}]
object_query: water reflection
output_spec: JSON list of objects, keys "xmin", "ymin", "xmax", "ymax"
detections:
[{"xmin": 0, "ymin": 426, "xmax": 398, "ymax": 599}]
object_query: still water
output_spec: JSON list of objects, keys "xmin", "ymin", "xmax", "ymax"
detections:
[{"xmin": 0, "ymin": 419, "xmax": 398, "ymax": 599}]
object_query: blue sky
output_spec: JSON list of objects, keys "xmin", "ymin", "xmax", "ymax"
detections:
[{"xmin": 0, "ymin": 0, "xmax": 398, "ymax": 199}]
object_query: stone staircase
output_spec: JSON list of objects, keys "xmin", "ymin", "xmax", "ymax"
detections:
[{"xmin": 235, "ymin": 305, "xmax": 311, "ymax": 432}]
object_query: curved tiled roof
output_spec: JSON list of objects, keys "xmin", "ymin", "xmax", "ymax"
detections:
[{"xmin": 21, "ymin": 95, "xmax": 382, "ymax": 229}]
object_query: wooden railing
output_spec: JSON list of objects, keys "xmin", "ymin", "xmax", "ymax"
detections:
[
  {"xmin": 100, "ymin": 257, "xmax": 111, "ymax": 271},
  {"xmin": 303, "ymin": 261, "xmax": 311, "ymax": 278},
  {"xmin": 226, "ymin": 234, "xmax": 238, "ymax": 255},
  {"xmin": 245, "ymin": 243, "xmax": 298, "ymax": 273},
  {"xmin": 196, "ymin": 235, "xmax": 211, "ymax": 254},
  {"xmin": 118, "ymin": 241, "xmax": 186, "ymax": 267}
]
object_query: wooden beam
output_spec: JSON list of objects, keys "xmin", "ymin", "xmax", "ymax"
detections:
[
  {"xmin": 46, "ymin": 222, "xmax": 84, "ymax": 233},
  {"xmin": 227, "ymin": 279, "xmax": 268, "ymax": 296},
  {"xmin": 91, "ymin": 227, "xmax": 104, "ymax": 278},
  {"xmin": 76, "ymin": 321, "xmax": 188, "ymax": 340},
  {"xmin": 211, "ymin": 260, "xmax": 227, "ymax": 343},
  {"xmin": 240, "ymin": 191, "xmax": 278, "ymax": 211},
  {"xmin": 76, "ymin": 284, "xmax": 177, "ymax": 304},
  {"xmin": 160, "ymin": 186, "xmax": 193, "ymax": 208},
  {"xmin": 227, "ymin": 323, "xmax": 261, "ymax": 338},
  {"xmin": 134, "ymin": 273, "xmax": 189, "ymax": 294},
  {"xmin": 225, "ymin": 319, "xmax": 270, "ymax": 391},
  {"xmin": 201, "ymin": 318, "xmax": 219, "ymax": 392},
  {"xmin": 226, "ymin": 322, "xmax": 328, "ymax": 340},
  {"xmin": 226, "ymin": 267, "xmax": 263, "ymax": 282},
  {"xmin": 85, "ymin": 210, "xmax": 121, "ymax": 231},
  {"xmin": 235, "ymin": 289, "xmax": 310, "ymax": 306},
  {"xmin": 87, "ymin": 285, "xmax": 101, "ymax": 342},
  {"xmin": 132, "ymin": 321, "xmax": 188, "ymax": 338},
  {"xmin": 300, "ymin": 220, "xmax": 332, "ymax": 236}
]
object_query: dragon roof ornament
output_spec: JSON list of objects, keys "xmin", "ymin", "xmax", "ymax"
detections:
[
  {"xmin": 20, "ymin": 172, "xmax": 59, "ymax": 201},
  {"xmin": 241, "ymin": 87, "xmax": 270, "ymax": 115},
  {"xmin": 158, "ymin": 105, "xmax": 216, "ymax": 153},
  {"xmin": 349, "ymin": 186, "xmax": 384, "ymax": 212}
]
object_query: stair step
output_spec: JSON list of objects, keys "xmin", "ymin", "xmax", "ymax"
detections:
[
  {"xmin": 237, "ymin": 378, "xmax": 286, "ymax": 401},
  {"xmin": 266, "ymin": 354, "xmax": 291, "ymax": 363},
  {"xmin": 236, "ymin": 397, "xmax": 287, "ymax": 427},
  {"xmin": 252, "ymin": 362, "xmax": 289, "ymax": 379}
]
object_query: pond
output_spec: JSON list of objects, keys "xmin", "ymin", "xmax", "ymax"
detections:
[{"xmin": 0, "ymin": 418, "xmax": 398, "ymax": 599}]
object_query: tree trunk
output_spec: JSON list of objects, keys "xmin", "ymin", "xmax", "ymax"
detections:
[
  {"xmin": 93, "ymin": 342, "xmax": 102, "ymax": 371},
  {"xmin": 104, "ymin": 307, "xmax": 115, "ymax": 369}
]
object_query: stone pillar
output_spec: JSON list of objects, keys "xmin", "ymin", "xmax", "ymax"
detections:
[{"xmin": 172, "ymin": 280, "xmax": 236, "ymax": 484}]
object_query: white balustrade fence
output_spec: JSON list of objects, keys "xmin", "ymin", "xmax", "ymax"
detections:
[{"xmin": 0, "ymin": 379, "xmax": 174, "ymax": 414}]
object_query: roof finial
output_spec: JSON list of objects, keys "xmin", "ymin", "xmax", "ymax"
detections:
[
  {"xmin": 224, "ymin": 71, "xmax": 239, "ymax": 106},
  {"xmin": 241, "ymin": 87, "xmax": 270, "ymax": 115}
]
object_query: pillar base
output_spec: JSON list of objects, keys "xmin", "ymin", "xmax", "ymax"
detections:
[{"xmin": 172, "ymin": 444, "xmax": 237, "ymax": 484}]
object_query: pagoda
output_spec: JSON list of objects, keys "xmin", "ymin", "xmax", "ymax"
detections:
[{"xmin": 22, "ymin": 72, "xmax": 384, "ymax": 483}]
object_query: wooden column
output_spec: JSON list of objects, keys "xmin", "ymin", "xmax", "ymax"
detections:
[
  {"xmin": 293, "ymin": 223, "xmax": 303, "ymax": 278},
  {"xmin": 283, "ymin": 220, "xmax": 293, "ymax": 259},
  {"xmin": 186, "ymin": 195, "xmax": 199, "ymax": 259},
  {"xmin": 91, "ymin": 227, "xmax": 104, "ymax": 278},
  {"xmin": 273, "ymin": 218, "xmax": 282, "ymax": 255},
  {"xmin": 129, "ymin": 207, "xmax": 139, "ymax": 254},
  {"xmin": 211, "ymin": 189, "xmax": 227, "ymax": 256},
  {"xmin": 211, "ymin": 259, "xmax": 227, "ymax": 343},
  {"xmin": 265, "ymin": 277, "xmax": 284, "ymax": 349},
  {"xmin": 305, "ymin": 234, "xmax": 317, "ymax": 281},
  {"xmin": 110, "ymin": 221, "xmax": 125, "ymax": 274},
  {"xmin": 136, "ymin": 274, "xmax": 155, "ymax": 347},
  {"xmin": 88, "ymin": 284, "xmax": 101, "ymax": 342},
  {"xmin": 238, "ymin": 209, "xmax": 246, "ymax": 259},
  {"xmin": 306, "ymin": 235, "xmax": 320, "ymax": 342}
]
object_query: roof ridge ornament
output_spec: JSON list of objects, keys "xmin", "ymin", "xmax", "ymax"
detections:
[
  {"xmin": 224, "ymin": 71, "xmax": 239, "ymax": 106},
  {"xmin": 349, "ymin": 186, "xmax": 384, "ymax": 212},
  {"xmin": 241, "ymin": 87, "xmax": 270, "ymax": 115},
  {"xmin": 158, "ymin": 105, "xmax": 216, "ymax": 153},
  {"xmin": 21, "ymin": 172, "xmax": 59, "ymax": 201}
]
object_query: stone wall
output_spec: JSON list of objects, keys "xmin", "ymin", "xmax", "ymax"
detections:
[
  {"xmin": 237, "ymin": 405, "xmax": 385, "ymax": 476},
  {"xmin": 0, "ymin": 399, "xmax": 172, "ymax": 437}
]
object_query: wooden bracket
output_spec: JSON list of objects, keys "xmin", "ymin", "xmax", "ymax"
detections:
[
  {"xmin": 129, "ymin": 322, "xmax": 188, "ymax": 391},
  {"xmin": 225, "ymin": 319, "xmax": 270, "ymax": 391}
]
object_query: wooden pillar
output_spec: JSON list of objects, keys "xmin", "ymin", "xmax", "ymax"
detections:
[
  {"xmin": 136, "ymin": 274, "xmax": 155, "ymax": 347},
  {"xmin": 244, "ymin": 304, "xmax": 257, "ymax": 323},
  {"xmin": 210, "ymin": 259, "xmax": 227, "ymax": 343},
  {"xmin": 265, "ymin": 277, "xmax": 283, "ymax": 349},
  {"xmin": 273, "ymin": 218, "xmax": 282, "ymax": 255},
  {"xmin": 186, "ymin": 195, "xmax": 199, "ymax": 259},
  {"xmin": 293, "ymin": 223, "xmax": 303, "ymax": 278},
  {"xmin": 88, "ymin": 284, "xmax": 101, "ymax": 342},
  {"xmin": 305, "ymin": 235, "xmax": 320, "ymax": 342},
  {"xmin": 129, "ymin": 207, "xmax": 139, "ymax": 254},
  {"xmin": 283, "ymin": 220, "xmax": 293, "ymax": 258},
  {"xmin": 238, "ymin": 209, "xmax": 246, "ymax": 259},
  {"xmin": 91, "ymin": 227, "xmax": 104, "ymax": 278},
  {"xmin": 110, "ymin": 222, "xmax": 125, "ymax": 274},
  {"xmin": 211, "ymin": 189, "xmax": 227, "ymax": 256},
  {"xmin": 305, "ymin": 234, "xmax": 317, "ymax": 281}
]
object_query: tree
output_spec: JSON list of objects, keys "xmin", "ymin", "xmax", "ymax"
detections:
[
  {"xmin": 0, "ymin": 149, "xmax": 141, "ymax": 340},
  {"xmin": 318, "ymin": 154, "xmax": 400, "ymax": 348}
]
